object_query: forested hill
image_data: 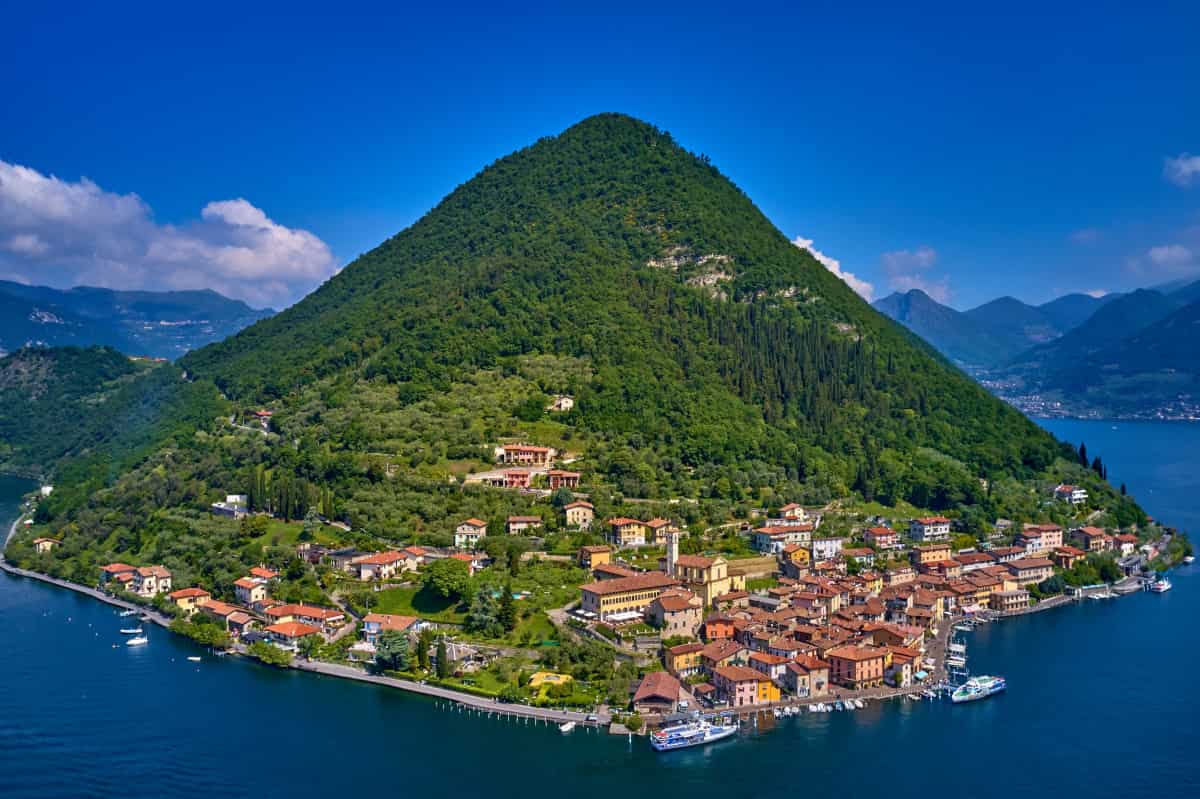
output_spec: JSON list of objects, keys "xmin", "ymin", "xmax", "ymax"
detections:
[{"xmin": 182, "ymin": 113, "xmax": 1066, "ymax": 498}]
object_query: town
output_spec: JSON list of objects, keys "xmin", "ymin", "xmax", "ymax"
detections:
[{"xmin": 15, "ymin": 436, "xmax": 1185, "ymax": 737}]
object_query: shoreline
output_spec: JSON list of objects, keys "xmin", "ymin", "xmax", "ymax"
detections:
[{"xmin": 0, "ymin": 535, "xmax": 604, "ymax": 727}]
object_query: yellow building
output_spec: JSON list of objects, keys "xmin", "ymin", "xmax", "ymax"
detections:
[
  {"xmin": 667, "ymin": 554, "xmax": 745, "ymax": 607},
  {"xmin": 579, "ymin": 572, "xmax": 678, "ymax": 620},
  {"xmin": 606, "ymin": 518, "xmax": 648, "ymax": 547}
]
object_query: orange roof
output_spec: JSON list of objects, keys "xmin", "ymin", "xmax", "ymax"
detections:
[
  {"xmin": 169, "ymin": 587, "xmax": 210, "ymax": 599},
  {"xmin": 460, "ymin": 518, "xmax": 488, "ymax": 528},
  {"xmin": 227, "ymin": 612, "xmax": 253, "ymax": 625},
  {"xmin": 507, "ymin": 516, "xmax": 542, "ymax": 524},
  {"xmin": 749, "ymin": 651, "xmax": 789, "ymax": 665},
  {"xmin": 564, "ymin": 501, "xmax": 594, "ymax": 510},
  {"xmin": 101, "ymin": 563, "xmax": 136, "ymax": 573},
  {"xmin": 607, "ymin": 517, "xmax": 644, "ymax": 527},
  {"xmin": 714, "ymin": 664, "xmax": 767, "ymax": 683},
  {"xmin": 265, "ymin": 603, "xmax": 343, "ymax": 621},
  {"xmin": 449, "ymin": 552, "xmax": 479, "ymax": 563},
  {"xmin": 581, "ymin": 572, "xmax": 678, "ymax": 596},
  {"xmin": 364, "ymin": 613, "xmax": 418, "ymax": 632},
  {"xmin": 201, "ymin": 599, "xmax": 239, "ymax": 617},
  {"xmin": 358, "ymin": 550, "xmax": 405, "ymax": 565},
  {"xmin": 136, "ymin": 565, "xmax": 171, "ymax": 578},
  {"xmin": 914, "ymin": 516, "xmax": 951, "ymax": 524},
  {"xmin": 673, "ymin": 554, "xmax": 715, "ymax": 569},
  {"xmin": 667, "ymin": 642, "xmax": 705, "ymax": 656},
  {"xmin": 826, "ymin": 645, "xmax": 886, "ymax": 662},
  {"xmin": 265, "ymin": 621, "xmax": 321, "ymax": 639},
  {"xmin": 645, "ymin": 518, "xmax": 671, "ymax": 528},
  {"xmin": 250, "ymin": 567, "xmax": 278, "ymax": 579},
  {"xmin": 633, "ymin": 671, "xmax": 682, "ymax": 704},
  {"xmin": 233, "ymin": 577, "xmax": 263, "ymax": 589}
]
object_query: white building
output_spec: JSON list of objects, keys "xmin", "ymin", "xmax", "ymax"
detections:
[
  {"xmin": 1054, "ymin": 484, "xmax": 1088, "ymax": 505},
  {"xmin": 455, "ymin": 519, "xmax": 488, "ymax": 549},
  {"xmin": 909, "ymin": 517, "xmax": 951, "ymax": 543},
  {"xmin": 811, "ymin": 537, "xmax": 844, "ymax": 561}
]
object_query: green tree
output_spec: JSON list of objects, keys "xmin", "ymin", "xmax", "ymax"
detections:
[
  {"xmin": 498, "ymin": 584, "xmax": 518, "ymax": 632},
  {"xmin": 436, "ymin": 638, "xmax": 451, "ymax": 678},
  {"xmin": 247, "ymin": 641, "xmax": 293, "ymax": 667},
  {"xmin": 466, "ymin": 588, "xmax": 501, "ymax": 636},
  {"xmin": 376, "ymin": 630, "xmax": 411, "ymax": 671},
  {"xmin": 422, "ymin": 557, "xmax": 471, "ymax": 599},
  {"xmin": 416, "ymin": 628, "xmax": 434, "ymax": 670}
]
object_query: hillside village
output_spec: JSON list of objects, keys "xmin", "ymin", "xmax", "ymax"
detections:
[{"xmin": 14, "ymin": 430, "xmax": 1185, "ymax": 724}]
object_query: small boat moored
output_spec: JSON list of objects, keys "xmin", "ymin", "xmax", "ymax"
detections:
[
  {"xmin": 558, "ymin": 721, "xmax": 576, "ymax": 734},
  {"xmin": 125, "ymin": 636, "xmax": 149, "ymax": 647},
  {"xmin": 119, "ymin": 627, "xmax": 143, "ymax": 635},
  {"xmin": 1149, "ymin": 577, "xmax": 1173, "ymax": 593},
  {"xmin": 187, "ymin": 656, "xmax": 202, "ymax": 663}
]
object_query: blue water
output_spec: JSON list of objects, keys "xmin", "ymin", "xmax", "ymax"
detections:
[{"xmin": 3, "ymin": 424, "xmax": 1199, "ymax": 798}]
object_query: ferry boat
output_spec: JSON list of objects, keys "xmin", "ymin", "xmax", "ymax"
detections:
[
  {"xmin": 125, "ymin": 635, "xmax": 149, "ymax": 647},
  {"xmin": 1149, "ymin": 577, "xmax": 1173, "ymax": 593},
  {"xmin": 951, "ymin": 675, "xmax": 1005, "ymax": 704},
  {"xmin": 650, "ymin": 717, "xmax": 738, "ymax": 751}
]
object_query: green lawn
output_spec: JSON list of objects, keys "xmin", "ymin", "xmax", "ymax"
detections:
[{"xmin": 368, "ymin": 585, "xmax": 467, "ymax": 623}]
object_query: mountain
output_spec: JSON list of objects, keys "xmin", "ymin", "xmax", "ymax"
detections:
[
  {"xmin": 1008, "ymin": 289, "xmax": 1183, "ymax": 372},
  {"xmin": 963, "ymin": 296, "xmax": 1061, "ymax": 354},
  {"xmin": 183, "ymin": 113, "xmax": 1067, "ymax": 502},
  {"xmin": 1038, "ymin": 292, "xmax": 1119, "ymax": 330},
  {"xmin": 0, "ymin": 281, "xmax": 274, "ymax": 358},
  {"xmin": 872, "ymin": 290, "xmax": 1014, "ymax": 365},
  {"xmin": 1167, "ymin": 278, "xmax": 1200, "ymax": 307}
]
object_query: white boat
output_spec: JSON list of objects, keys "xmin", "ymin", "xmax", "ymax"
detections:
[
  {"xmin": 187, "ymin": 656, "xmax": 202, "ymax": 662},
  {"xmin": 1150, "ymin": 577, "xmax": 1172, "ymax": 593},
  {"xmin": 807, "ymin": 704, "xmax": 818, "ymax": 712},
  {"xmin": 951, "ymin": 675, "xmax": 1006, "ymax": 704},
  {"xmin": 1184, "ymin": 556, "xmax": 1195, "ymax": 564},
  {"xmin": 125, "ymin": 636, "xmax": 149, "ymax": 647},
  {"xmin": 558, "ymin": 721, "xmax": 576, "ymax": 734},
  {"xmin": 651, "ymin": 717, "xmax": 738, "ymax": 752},
  {"xmin": 853, "ymin": 699, "xmax": 864, "ymax": 709},
  {"xmin": 119, "ymin": 627, "xmax": 143, "ymax": 635},
  {"xmin": 119, "ymin": 609, "xmax": 139, "ymax": 617}
]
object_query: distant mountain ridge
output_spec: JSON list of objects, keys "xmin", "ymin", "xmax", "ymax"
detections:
[
  {"xmin": 0, "ymin": 281, "xmax": 274, "ymax": 359},
  {"xmin": 873, "ymin": 280, "xmax": 1200, "ymax": 418}
]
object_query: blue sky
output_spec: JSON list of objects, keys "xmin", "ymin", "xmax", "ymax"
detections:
[{"xmin": 1, "ymin": 1, "xmax": 1197, "ymax": 309}]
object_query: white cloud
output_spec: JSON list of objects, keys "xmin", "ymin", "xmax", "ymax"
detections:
[
  {"xmin": 1148, "ymin": 244, "xmax": 1193, "ymax": 266},
  {"xmin": 1164, "ymin": 153, "xmax": 1200, "ymax": 187},
  {"xmin": 0, "ymin": 159, "xmax": 338, "ymax": 308},
  {"xmin": 880, "ymin": 246, "xmax": 950, "ymax": 303},
  {"xmin": 791, "ymin": 235, "xmax": 874, "ymax": 301}
]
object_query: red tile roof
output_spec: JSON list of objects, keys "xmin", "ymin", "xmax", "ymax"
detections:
[
  {"xmin": 633, "ymin": 671, "xmax": 682, "ymax": 704},
  {"xmin": 580, "ymin": 572, "xmax": 678, "ymax": 596},
  {"xmin": 265, "ymin": 621, "xmax": 321, "ymax": 639}
]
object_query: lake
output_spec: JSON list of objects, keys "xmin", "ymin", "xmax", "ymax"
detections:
[{"xmin": 2, "ymin": 423, "xmax": 1198, "ymax": 799}]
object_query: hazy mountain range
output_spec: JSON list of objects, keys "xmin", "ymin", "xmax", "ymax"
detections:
[
  {"xmin": 873, "ymin": 281, "xmax": 1200, "ymax": 419},
  {"xmin": 0, "ymin": 281, "xmax": 274, "ymax": 359}
]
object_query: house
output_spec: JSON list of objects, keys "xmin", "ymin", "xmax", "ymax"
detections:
[
  {"xmin": 632, "ymin": 671, "xmax": 684, "ymax": 714},
  {"xmin": 168, "ymin": 587, "xmax": 211, "ymax": 615},
  {"xmin": 578, "ymin": 572, "xmax": 679, "ymax": 621},
  {"xmin": 496, "ymin": 470, "xmax": 533, "ymax": 489},
  {"xmin": 752, "ymin": 523, "xmax": 813, "ymax": 553},
  {"xmin": 226, "ymin": 611, "xmax": 256, "ymax": 637},
  {"xmin": 564, "ymin": 500, "xmax": 595, "ymax": 530},
  {"xmin": 99, "ymin": 563, "xmax": 136, "ymax": 586},
  {"xmin": 885, "ymin": 646, "xmax": 920, "ymax": 688},
  {"xmin": 778, "ymin": 503, "xmax": 807, "ymax": 521},
  {"xmin": 648, "ymin": 590, "xmax": 703, "ymax": 637},
  {"xmin": 578, "ymin": 544, "xmax": 611, "ymax": 569},
  {"xmin": 1006, "ymin": 558, "xmax": 1055, "ymax": 586},
  {"xmin": 702, "ymin": 613, "xmax": 736, "ymax": 641},
  {"xmin": 700, "ymin": 639, "xmax": 747, "ymax": 673},
  {"xmin": 748, "ymin": 651, "xmax": 790, "ymax": 685},
  {"xmin": 909, "ymin": 517, "xmax": 951, "ymax": 542},
  {"xmin": 449, "ymin": 552, "xmax": 487, "ymax": 576},
  {"xmin": 498, "ymin": 444, "xmax": 555, "ymax": 465},
  {"xmin": 234, "ymin": 577, "xmax": 269, "ymax": 605},
  {"xmin": 1071, "ymin": 526, "xmax": 1112, "ymax": 552},
  {"xmin": 992, "ymin": 588, "xmax": 1031, "ymax": 612},
  {"xmin": 546, "ymin": 395, "xmax": 575, "ymax": 412},
  {"xmin": 1017, "ymin": 524, "xmax": 1064, "ymax": 555},
  {"xmin": 645, "ymin": 518, "xmax": 674, "ymax": 545},
  {"xmin": 32, "ymin": 537, "xmax": 59, "ymax": 554},
  {"xmin": 455, "ymin": 519, "xmax": 488, "ymax": 549},
  {"xmin": 132, "ymin": 566, "xmax": 172, "ymax": 597},
  {"xmin": 362, "ymin": 613, "xmax": 419, "ymax": 645},
  {"xmin": 712, "ymin": 665, "xmax": 780, "ymax": 707},
  {"xmin": 198, "ymin": 599, "xmax": 240, "ymax": 627},
  {"xmin": 265, "ymin": 621, "xmax": 322, "ymax": 651},
  {"xmin": 663, "ymin": 553, "xmax": 746, "ymax": 607},
  {"xmin": 778, "ymin": 543, "xmax": 812, "ymax": 579},
  {"xmin": 783, "ymin": 654, "xmax": 831, "ymax": 697},
  {"xmin": 990, "ymin": 546, "xmax": 1027, "ymax": 563},
  {"xmin": 355, "ymin": 551, "xmax": 406, "ymax": 581},
  {"xmin": 264, "ymin": 604, "xmax": 345, "ymax": 634},
  {"xmin": 811, "ymin": 537, "xmax": 844, "ymax": 561},
  {"xmin": 1053, "ymin": 545, "xmax": 1086, "ymax": 570},
  {"xmin": 885, "ymin": 565, "xmax": 916, "ymax": 586},
  {"xmin": 592, "ymin": 562, "xmax": 638, "ymax": 580},
  {"xmin": 864, "ymin": 527, "xmax": 901, "ymax": 550},
  {"xmin": 664, "ymin": 642, "xmax": 706, "ymax": 678},
  {"xmin": 1113, "ymin": 533, "xmax": 1139, "ymax": 557},
  {"xmin": 401, "ymin": 546, "xmax": 429, "ymax": 570},
  {"xmin": 506, "ymin": 516, "xmax": 543, "ymax": 534},
  {"xmin": 955, "ymin": 552, "xmax": 996, "ymax": 572},
  {"xmin": 326, "ymin": 548, "xmax": 373, "ymax": 573},
  {"xmin": 842, "ymin": 547, "xmax": 875, "ymax": 567},
  {"xmin": 547, "ymin": 470, "xmax": 581, "ymax": 490},
  {"xmin": 249, "ymin": 566, "xmax": 278, "ymax": 580},
  {"xmin": 826, "ymin": 645, "xmax": 887, "ymax": 689},
  {"xmin": 606, "ymin": 518, "xmax": 648, "ymax": 548},
  {"xmin": 1054, "ymin": 484, "xmax": 1088, "ymax": 505},
  {"xmin": 911, "ymin": 543, "xmax": 953, "ymax": 566}
]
